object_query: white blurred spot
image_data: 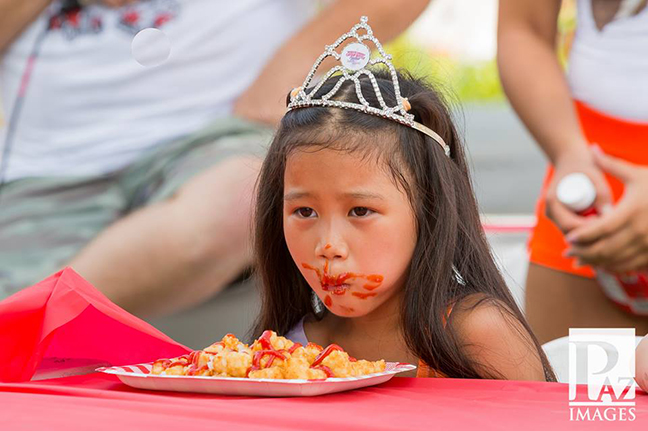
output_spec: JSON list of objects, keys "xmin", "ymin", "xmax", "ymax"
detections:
[{"xmin": 131, "ymin": 28, "xmax": 171, "ymax": 67}]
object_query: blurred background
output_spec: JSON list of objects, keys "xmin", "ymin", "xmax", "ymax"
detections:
[
  {"xmin": 0, "ymin": 0, "xmax": 578, "ymax": 348},
  {"xmin": 149, "ymin": 0, "xmax": 579, "ymax": 347}
]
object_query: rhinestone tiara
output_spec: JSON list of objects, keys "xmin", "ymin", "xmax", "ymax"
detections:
[{"xmin": 286, "ymin": 16, "xmax": 451, "ymax": 158}]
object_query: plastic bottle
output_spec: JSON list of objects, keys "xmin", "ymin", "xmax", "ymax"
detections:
[
  {"xmin": 556, "ymin": 173, "xmax": 598, "ymax": 217},
  {"xmin": 557, "ymin": 173, "xmax": 648, "ymax": 315}
]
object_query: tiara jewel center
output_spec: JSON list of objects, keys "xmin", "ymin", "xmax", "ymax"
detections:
[{"xmin": 341, "ymin": 43, "xmax": 370, "ymax": 71}]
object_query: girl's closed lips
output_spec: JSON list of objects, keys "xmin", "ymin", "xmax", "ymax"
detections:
[{"xmin": 302, "ymin": 262, "xmax": 383, "ymax": 296}]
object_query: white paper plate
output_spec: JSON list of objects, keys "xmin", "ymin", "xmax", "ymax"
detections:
[{"xmin": 97, "ymin": 362, "xmax": 416, "ymax": 397}]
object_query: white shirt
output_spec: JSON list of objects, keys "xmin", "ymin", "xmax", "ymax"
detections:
[
  {"xmin": 568, "ymin": 0, "xmax": 648, "ymax": 122},
  {"xmin": 0, "ymin": 0, "xmax": 317, "ymax": 181}
]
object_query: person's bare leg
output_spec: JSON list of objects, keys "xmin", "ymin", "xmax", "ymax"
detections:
[
  {"xmin": 525, "ymin": 263, "xmax": 648, "ymax": 345},
  {"xmin": 68, "ymin": 156, "xmax": 262, "ymax": 317}
]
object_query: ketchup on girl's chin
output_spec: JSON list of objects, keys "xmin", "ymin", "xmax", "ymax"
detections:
[{"xmin": 301, "ymin": 262, "xmax": 384, "ymax": 295}]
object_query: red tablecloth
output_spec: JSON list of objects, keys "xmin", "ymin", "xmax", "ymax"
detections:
[
  {"xmin": 1, "ymin": 373, "xmax": 645, "ymax": 430},
  {"xmin": 1, "ymin": 269, "xmax": 646, "ymax": 429}
]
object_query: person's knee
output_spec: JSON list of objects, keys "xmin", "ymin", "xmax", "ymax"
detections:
[{"xmin": 170, "ymin": 158, "xmax": 260, "ymax": 267}]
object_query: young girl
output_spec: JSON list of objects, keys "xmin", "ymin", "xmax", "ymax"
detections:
[{"xmin": 252, "ymin": 17, "xmax": 556, "ymax": 381}]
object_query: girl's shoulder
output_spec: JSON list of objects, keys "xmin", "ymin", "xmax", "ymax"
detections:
[
  {"xmin": 446, "ymin": 293, "xmax": 503, "ymax": 324},
  {"xmin": 449, "ymin": 293, "xmax": 546, "ymax": 381},
  {"xmin": 449, "ymin": 293, "xmax": 521, "ymax": 339}
]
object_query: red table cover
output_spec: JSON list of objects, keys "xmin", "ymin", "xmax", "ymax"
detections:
[
  {"xmin": 0, "ymin": 267, "xmax": 190, "ymax": 383},
  {"xmin": 1, "ymin": 373, "xmax": 645, "ymax": 430},
  {"xmin": 0, "ymin": 268, "xmax": 645, "ymax": 429}
]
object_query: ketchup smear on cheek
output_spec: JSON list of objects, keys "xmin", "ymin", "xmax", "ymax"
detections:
[{"xmin": 301, "ymin": 262, "xmax": 384, "ymax": 299}]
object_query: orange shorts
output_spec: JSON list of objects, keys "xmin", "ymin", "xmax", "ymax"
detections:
[{"xmin": 528, "ymin": 101, "xmax": 648, "ymax": 278}]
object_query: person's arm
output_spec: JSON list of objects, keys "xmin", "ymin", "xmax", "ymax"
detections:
[
  {"xmin": 0, "ymin": 0, "xmax": 51, "ymax": 54},
  {"xmin": 233, "ymin": 0, "xmax": 430, "ymax": 126},
  {"xmin": 497, "ymin": 0, "xmax": 612, "ymax": 232}
]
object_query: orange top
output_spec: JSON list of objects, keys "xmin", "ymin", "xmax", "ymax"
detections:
[
  {"xmin": 416, "ymin": 304, "xmax": 454, "ymax": 378},
  {"xmin": 529, "ymin": 100, "xmax": 648, "ymax": 278}
]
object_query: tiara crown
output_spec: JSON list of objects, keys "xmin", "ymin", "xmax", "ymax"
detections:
[{"xmin": 287, "ymin": 16, "xmax": 450, "ymax": 157}]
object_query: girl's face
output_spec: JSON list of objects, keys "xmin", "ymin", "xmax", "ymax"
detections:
[{"xmin": 283, "ymin": 146, "xmax": 418, "ymax": 317}]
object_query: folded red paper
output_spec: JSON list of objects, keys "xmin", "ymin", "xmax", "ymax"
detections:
[{"xmin": 0, "ymin": 267, "xmax": 191, "ymax": 383}]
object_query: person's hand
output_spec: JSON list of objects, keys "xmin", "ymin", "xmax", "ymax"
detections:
[
  {"xmin": 565, "ymin": 148, "xmax": 648, "ymax": 273},
  {"xmin": 544, "ymin": 148, "xmax": 613, "ymax": 233}
]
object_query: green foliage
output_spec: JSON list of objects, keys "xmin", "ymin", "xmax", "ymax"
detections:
[
  {"xmin": 379, "ymin": 0, "xmax": 577, "ymax": 103},
  {"xmin": 384, "ymin": 36, "xmax": 504, "ymax": 103}
]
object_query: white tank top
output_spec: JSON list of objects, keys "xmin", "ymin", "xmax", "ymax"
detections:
[
  {"xmin": 568, "ymin": 0, "xmax": 648, "ymax": 122},
  {"xmin": 0, "ymin": 0, "xmax": 316, "ymax": 181}
]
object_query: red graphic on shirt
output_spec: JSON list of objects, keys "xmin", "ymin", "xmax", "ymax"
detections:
[
  {"xmin": 118, "ymin": 0, "xmax": 180, "ymax": 35},
  {"xmin": 121, "ymin": 11, "xmax": 140, "ymax": 26},
  {"xmin": 154, "ymin": 13, "xmax": 173, "ymax": 28},
  {"xmin": 48, "ymin": 4, "xmax": 102, "ymax": 39},
  {"xmin": 48, "ymin": 0, "xmax": 180, "ymax": 40}
]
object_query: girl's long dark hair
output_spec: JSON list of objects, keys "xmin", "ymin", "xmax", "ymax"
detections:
[{"xmin": 253, "ymin": 69, "xmax": 556, "ymax": 381}]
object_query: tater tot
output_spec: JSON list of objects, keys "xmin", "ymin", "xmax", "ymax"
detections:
[
  {"xmin": 249, "ymin": 366, "xmax": 285, "ymax": 379},
  {"xmin": 283, "ymin": 357, "xmax": 327, "ymax": 380},
  {"xmin": 320, "ymin": 350, "xmax": 354, "ymax": 378},
  {"xmin": 211, "ymin": 351, "xmax": 253, "ymax": 377}
]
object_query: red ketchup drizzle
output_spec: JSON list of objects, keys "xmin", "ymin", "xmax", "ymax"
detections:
[
  {"xmin": 246, "ymin": 350, "xmax": 287, "ymax": 377},
  {"xmin": 187, "ymin": 364, "xmax": 210, "ymax": 376},
  {"xmin": 352, "ymin": 292, "xmax": 377, "ymax": 299},
  {"xmin": 298, "ymin": 342, "xmax": 348, "ymax": 379},
  {"xmin": 158, "ymin": 348, "xmax": 220, "ymax": 374},
  {"xmin": 311, "ymin": 365, "xmax": 334, "ymax": 378},
  {"xmin": 185, "ymin": 350, "xmax": 221, "ymax": 375},
  {"xmin": 258, "ymin": 330, "xmax": 274, "ymax": 350},
  {"xmin": 311, "ymin": 344, "xmax": 344, "ymax": 367},
  {"xmin": 288, "ymin": 343, "xmax": 302, "ymax": 354},
  {"xmin": 255, "ymin": 350, "xmax": 286, "ymax": 368},
  {"xmin": 166, "ymin": 354, "xmax": 190, "ymax": 368},
  {"xmin": 189, "ymin": 350, "xmax": 201, "ymax": 366},
  {"xmin": 324, "ymin": 295, "xmax": 333, "ymax": 307}
]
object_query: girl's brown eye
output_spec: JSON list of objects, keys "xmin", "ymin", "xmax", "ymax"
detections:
[
  {"xmin": 296, "ymin": 207, "xmax": 316, "ymax": 218},
  {"xmin": 350, "ymin": 207, "xmax": 372, "ymax": 217}
]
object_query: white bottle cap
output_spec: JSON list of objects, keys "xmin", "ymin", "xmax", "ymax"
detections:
[{"xmin": 556, "ymin": 173, "xmax": 597, "ymax": 212}]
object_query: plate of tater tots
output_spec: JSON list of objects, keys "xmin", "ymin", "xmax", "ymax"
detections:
[{"xmin": 97, "ymin": 331, "xmax": 416, "ymax": 396}]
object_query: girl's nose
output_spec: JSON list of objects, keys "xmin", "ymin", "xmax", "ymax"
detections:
[{"xmin": 316, "ymin": 240, "xmax": 348, "ymax": 261}]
